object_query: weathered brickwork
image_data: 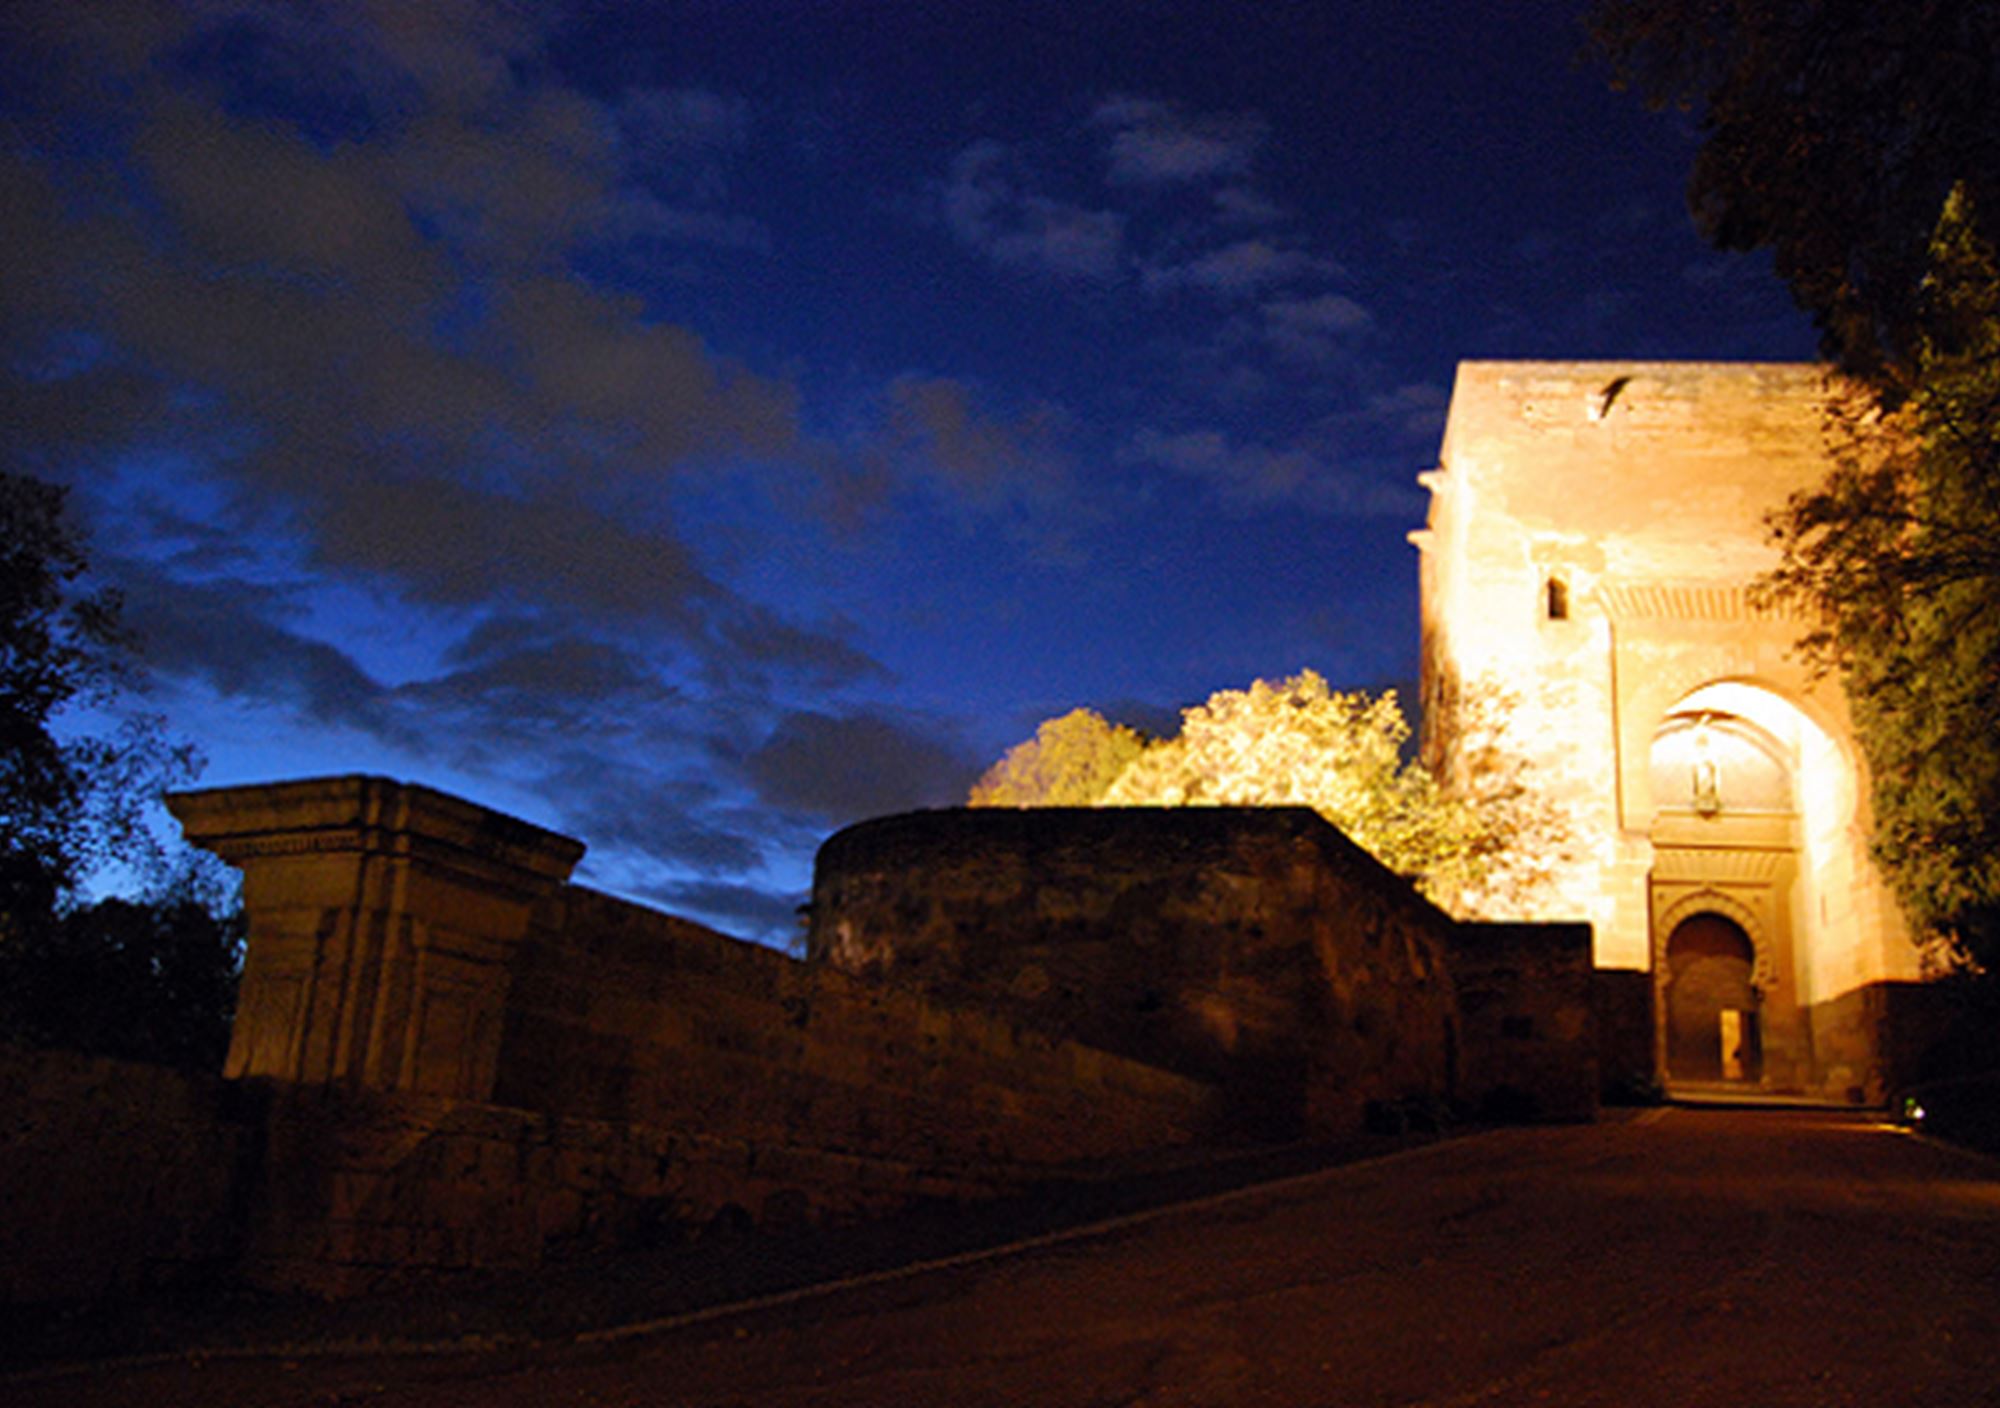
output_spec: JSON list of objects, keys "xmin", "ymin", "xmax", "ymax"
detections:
[
  {"xmin": 1445, "ymin": 922, "xmax": 1597, "ymax": 1122},
  {"xmin": 809, "ymin": 807, "xmax": 1505, "ymax": 1139},
  {"xmin": 0, "ymin": 1045, "xmax": 249, "ymax": 1303}
]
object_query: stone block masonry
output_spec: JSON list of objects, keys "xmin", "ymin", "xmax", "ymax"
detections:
[
  {"xmin": 0, "ymin": 1045, "xmax": 251, "ymax": 1304},
  {"xmin": 1445, "ymin": 921, "xmax": 1598, "ymax": 1121},
  {"xmin": 158, "ymin": 777, "xmax": 1221, "ymax": 1297},
  {"xmin": 808, "ymin": 807, "xmax": 1591, "ymax": 1137},
  {"xmin": 5, "ymin": 775, "xmax": 1597, "ymax": 1305}
]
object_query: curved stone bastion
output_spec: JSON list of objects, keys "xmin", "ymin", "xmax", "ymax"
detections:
[{"xmin": 808, "ymin": 806, "xmax": 1595, "ymax": 1138}]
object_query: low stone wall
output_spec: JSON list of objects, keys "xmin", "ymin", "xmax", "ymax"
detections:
[
  {"xmin": 246, "ymin": 1086, "xmax": 1025, "ymax": 1297},
  {"xmin": 1446, "ymin": 922, "xmax": 1597, "ymax": 1121},
  {"xmin": 495, "ymin": 886, "xmax": 1218, "ymax": 1174},
  {"xmin": 1593, "ymin": 967, "xmax": 1657, "ymax": 1101},
  {"xmin": 0, "ymin": 1045, "xmax": 250, "ymax": 1304},
  {"xmin": 809, "ymin": 807, "xmax": 1464, "ymax": 1137},
  {"xmin": 150, "ymin": 777, "xmax": 1222, "ymax": 1298},
  {"xmin": 1809, "ymin": 979, "xmax": 1978, "ymax": 1106}
]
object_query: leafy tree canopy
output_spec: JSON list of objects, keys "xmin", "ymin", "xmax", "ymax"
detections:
[
  {"xmin": 968, "ymin": 707, "xmax": 1149, "ymax": 807},
  {"xmin": 1589, "ymin": 0, "xmax": 2000, "ymax": 397},
  {"xmin": 971, "ymin": 671, "xmax": 1566, "ymax": 918},
  {"xmin": 1, "ymin": 472, "xmax": 194, "ymax": 908},
  {"xmin": 1763, "ymin": 192, "xmax": 2000, "ymax": 968}
]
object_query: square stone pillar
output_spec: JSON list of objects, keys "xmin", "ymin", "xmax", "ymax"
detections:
[{"xmin": 168, "ymin": 776, "xmax": 584, "ymax": 1101}]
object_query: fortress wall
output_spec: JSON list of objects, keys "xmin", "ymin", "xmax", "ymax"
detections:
[
  {"xmin": 496, "ymin": 884, "xmax": 1220, "ymax": 1176},
  {"xmin": 807, "ymin": 807, "xmax": 1477, "ymax": 1138},
  {"xmin": 1445, "ymin": 922, "xmax": 1598, "ymax": 1121},
  {"xmin": 0, "ymin": 1044, "xmax": 250, "ymax": 1304},
  {"xmin": 159, "ymin": 777, "xmax": 1218, "ymax": 1297}
]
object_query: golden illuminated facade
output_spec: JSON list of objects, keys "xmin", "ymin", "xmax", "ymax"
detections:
[{"xmin": 1414, "ymin": 363, "xmax": 1922, "ymax": 1100}]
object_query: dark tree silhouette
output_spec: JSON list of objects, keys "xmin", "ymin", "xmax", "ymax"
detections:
[{"xmin": 0, "ymin": 470, "xmax": 239, "ymax": 1069}]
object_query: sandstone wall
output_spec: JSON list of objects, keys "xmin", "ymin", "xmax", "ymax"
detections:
[
  {"xmin": 155, "ymin": 777, "xmax": 1221, "ymax": 1298},
  {"xmin": 496, "ymin": 885, "xmax": 1220, "ymax": 1177},
  {"xmin": 808, "ymin": 807, "xmax": 1464, "ymax": 1138},
  {"xmin": 1445, "ymin": 922, "xmax": 1597, "ymax": 1121},
  {"xmin": 0, "ymin": 1045, "xmax": 250, "ymax": 1304}
]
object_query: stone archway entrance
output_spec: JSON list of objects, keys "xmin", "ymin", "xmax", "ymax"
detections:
[{"xmin": 1663, "ymin": 912, "xmax": 1760, "ymax": 1084}]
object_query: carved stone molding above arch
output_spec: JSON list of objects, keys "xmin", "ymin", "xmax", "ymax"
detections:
[
  {"xmin": 1653, "ymin": 887, "xmax": 1777, "ymax": 992},
  {"xmin": 1651, "ymin": 845, "xmax": 1792, "ymax": 885},
  {"xmin": 1597, "ymin": 581, "xmax": 1803, "ymax": 623}
]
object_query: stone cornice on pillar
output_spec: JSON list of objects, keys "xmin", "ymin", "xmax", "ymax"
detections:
[{"xmin": 167, "ymin": 775, "xmax": 584, "ymax": 896}]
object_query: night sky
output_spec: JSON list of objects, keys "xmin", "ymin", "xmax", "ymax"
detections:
[{"xmin": 3, "ymin": 1, "xmax": 1816, "ymax": 943}]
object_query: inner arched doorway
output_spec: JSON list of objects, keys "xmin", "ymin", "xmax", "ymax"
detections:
[{"xmin": 1664, "ymin": 912, "xmax": 1760, "ymax": 1084}]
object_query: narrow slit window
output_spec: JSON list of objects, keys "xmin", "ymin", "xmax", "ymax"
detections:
[{"xmin": 1545, "ymin": 575, "xmax": 1570, "ymax": 621}]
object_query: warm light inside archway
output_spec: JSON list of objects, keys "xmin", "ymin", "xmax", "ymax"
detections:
[{"xmin": 1649, "ymin": 679, "xmax": 1868, "ymax": 1011}]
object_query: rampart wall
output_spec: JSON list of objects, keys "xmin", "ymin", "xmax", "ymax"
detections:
[
  {"xmin": 0, "ymin": 1045, "xmax": 249, "ymax": 1304},
  {"xmin": 149, "ymin": 776, "xmax": 1219, "ymax": 1297},
  {"xmin": 3, "ymin": 777, "xmax": 1599, "ymax": 1307},
  {"xmin": 1443, "ymin": 921, "xmax": 1598, "ymax": 1121},
  {"xmin": 809, "ymin": 807, "xmax": 1595, "ymax": 1136}
]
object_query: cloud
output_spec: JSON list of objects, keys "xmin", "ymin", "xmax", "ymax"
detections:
[
  {"xmin": 1144, "ymin": 239, "xmax": 1340, "ymax": 296},
  {"xmin": 0, "ymin": 0, "xmax": 869, "ymax": 696},
  {"xmin": 549, "ymin": 768, "xmax": 768, "ymax": 875},
  {"xmin": 607, "ymin": 85, "xmax": 770, "ymax": 252},
  {"xmin": 1213, "ymin": 186, "xmax": 1286, "ymax": 226},
  {"xmin": 1261, "ymin": 291, "xmax": 1375, "ymax": 363},
  {"xmin": 1123, "ymin": 427, "xmax": 1321, "ymax": 509},
  {"xmin": 113, "ymin": 563, "xmax": 401, "ymax": 738},
  {"xmin": 0, "ymin": 0, "xmax": 1040, "ymax": 962},
  {"xmin": 608, "ymin": 194, "xmax": 773, "ymax": 252},
  {"xmin": 881, "ymin": 375, "xmax": 1071, "ymax": 505},
  {"xmin": 942, "ymin": 140, "xmax": 1125, "ymax": 280},
  {"xmin": 711, "ymin": 607, "xmax": 886, "ymax": 691},
  {"xmin": 1091, "ymin": 96, "xmax": 1267, "ymax": 186},
  {"xmin": 742, "ymin": 709, "xmax": 980, "ymax": 826},
  {"xmin": 1121, "ymin": 423, "xmax": 1419, "ymax": 518},
  {"xmin": 617, "ymin": 86, "xmax": 752, "ymax": 158},
  {"xmin": 1364, "ymin": 382, "xmax": 1450, "ymax": 442}
]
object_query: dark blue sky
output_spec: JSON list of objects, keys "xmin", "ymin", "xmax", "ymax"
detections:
[{"xmin": 2, "ymin": 1, "xmax": 1815, "ymax": 941}]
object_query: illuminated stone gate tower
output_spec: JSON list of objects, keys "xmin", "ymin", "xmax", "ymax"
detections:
[{"xmin": 1413, "ymin": 362, "xmax": 1922, "ymax": 1100}]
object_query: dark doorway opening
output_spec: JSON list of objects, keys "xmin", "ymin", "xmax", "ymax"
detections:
[{"xmin": 1664, "ymin": 913, "xmax": 1761, "ymax": 1084}]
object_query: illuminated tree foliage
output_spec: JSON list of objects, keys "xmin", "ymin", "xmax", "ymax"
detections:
[
  {"xmin": 975, "ymin": 671, "xmax": 1565, "ymax": 917},
  {"xmin": 1762, "ymin": 193, "xmax": 2000, "ymax": 970},
  {"xmin": 1592, "ymin": 3, "xmax": 2000, "ymax": 971},
  {"xmin": 967, "ymin": 707, "xmax": 1149, "ymax": 807}
]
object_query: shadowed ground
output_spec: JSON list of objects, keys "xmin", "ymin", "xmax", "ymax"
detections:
[{"xmin": 13, "ymin": 1107, "xmax": 2000, "ymax": 1406}]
